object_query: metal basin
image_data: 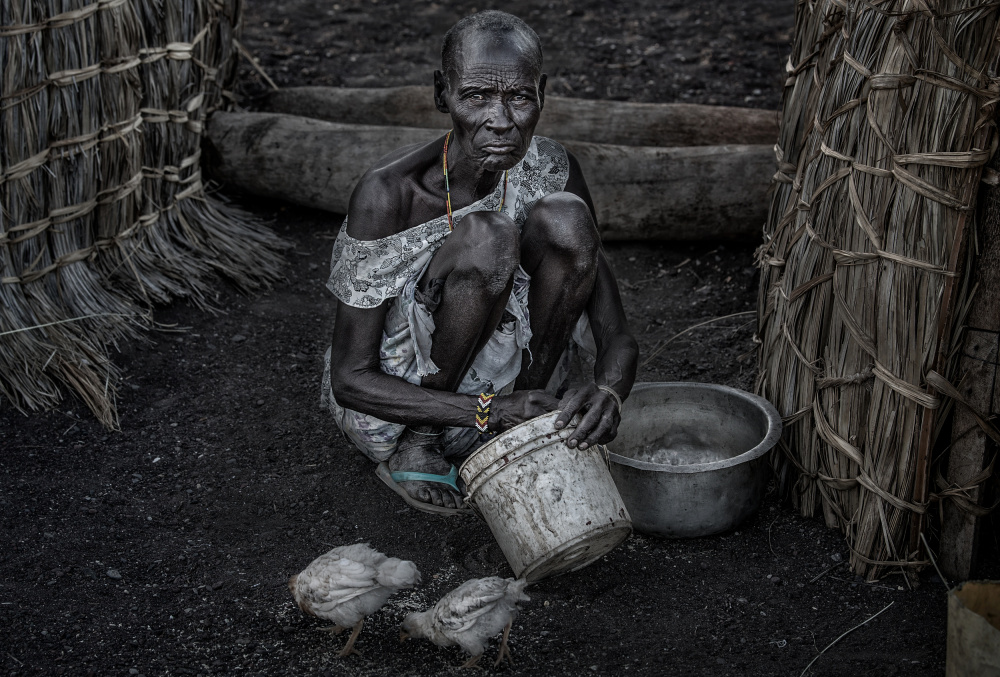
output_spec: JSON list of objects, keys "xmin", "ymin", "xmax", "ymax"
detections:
[{"xmin": 607, "ymin": 382, "xmax": 782, "ymax": 538}]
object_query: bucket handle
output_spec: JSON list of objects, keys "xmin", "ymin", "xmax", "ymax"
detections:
[{"xmin": 462, "ymin": 495, "xmax": 483, "ymax": 517}]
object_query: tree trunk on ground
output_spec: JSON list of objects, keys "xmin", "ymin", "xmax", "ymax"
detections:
[
  {"xmin": 205, "ymin": 111, "xmax": 773, "ymax": 241},
  {"xmin": 263, "ymin": 85, "xmax": 780, "ymax": 148}
]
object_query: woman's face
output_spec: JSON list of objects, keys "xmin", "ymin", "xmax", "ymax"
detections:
[{"xmin": 437, "ymin": 35, "xmax": 546, "ymax": 173}]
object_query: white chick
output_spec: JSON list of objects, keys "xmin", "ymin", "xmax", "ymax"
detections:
[
  {"xmin": 289, "ymin": 542, "xmax": 422, "ymax": 657},
  {"xmin": 400, "ymin": 577, "xmax": 530, "ymax": 667}
]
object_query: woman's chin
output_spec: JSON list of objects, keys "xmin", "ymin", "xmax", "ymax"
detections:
[{"xmin": 477, "ymin": 150, "xmax": 525, "ymax": 173}]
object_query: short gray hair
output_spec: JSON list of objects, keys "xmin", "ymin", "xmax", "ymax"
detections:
[{"xmin": 441, "ymin": 10, "xmax": 542, "ymax": 77}]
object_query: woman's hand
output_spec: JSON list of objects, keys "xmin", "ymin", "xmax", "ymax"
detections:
[
  {"xmin": 489, "ymin": 390, "xmax": 560, "ymax": 432},
  {"xmin": 553, "ymin": 383, "xmax": 621, "ymax": 450}
]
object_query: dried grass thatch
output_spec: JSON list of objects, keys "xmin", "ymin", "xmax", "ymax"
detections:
[
  {"xmin": 757, "ymin": 0, "xmax": 999, "ymax": 579},
  {"xmin": 1, "ymin": 0, "xmax": 287, "ymax": 428}
]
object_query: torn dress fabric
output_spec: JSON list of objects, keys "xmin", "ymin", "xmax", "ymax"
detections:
[{"xmin": 321, "ymin": 136, "xmax": 583, "ymax": 462}]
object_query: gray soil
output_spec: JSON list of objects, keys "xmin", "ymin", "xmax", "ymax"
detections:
[{"xmin": 1, "ymin": 1, "xmax": 964, "ymax": 676}]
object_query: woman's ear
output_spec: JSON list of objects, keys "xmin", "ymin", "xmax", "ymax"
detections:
[{"xmin": 433, "ymin": 70, "xmax": 450, "ymax": 114}]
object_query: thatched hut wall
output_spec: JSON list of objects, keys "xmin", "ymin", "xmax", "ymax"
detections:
[
  {"xmin": 0, "ymin": 0, "xmax": 286, "ymax": 428},
  {"xmin": 757, "ymin": 0, "xmax": 999, "ymax": 579}
]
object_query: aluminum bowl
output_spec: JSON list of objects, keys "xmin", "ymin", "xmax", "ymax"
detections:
[{"xmin": 607, "ymin": 382, "xmax": 782, "ymax": 538}]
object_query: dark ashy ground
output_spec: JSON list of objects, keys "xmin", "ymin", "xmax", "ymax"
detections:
[
  {"xmin": 234, "ymin": 0, "xmax": 793, "ymax": 108},
  {"xmin": 1, "ymin": 2, "xmax": 959, "ymax": 676}
]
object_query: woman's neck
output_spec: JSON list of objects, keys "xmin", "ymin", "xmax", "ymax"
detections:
[{"xmin": 443, "ymin": 136, "xmax": 505, "ymax": 203}]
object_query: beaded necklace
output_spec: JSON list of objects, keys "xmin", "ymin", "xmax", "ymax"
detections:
[{"xmin": 442, "ymin": 130, "xmax": 508, "ymax": 231}]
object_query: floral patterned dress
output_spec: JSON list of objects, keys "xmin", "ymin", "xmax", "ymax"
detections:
[{"xmin": 322, "ymin": 136, "xmax": 572, "ymax": 462}]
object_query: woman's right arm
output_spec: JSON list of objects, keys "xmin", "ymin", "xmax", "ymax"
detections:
[{"xmin": 330, "ymin": 300, "xmax": 481, "ymax": 428}]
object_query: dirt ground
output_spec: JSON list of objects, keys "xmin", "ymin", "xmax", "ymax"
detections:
[{"xmin": 1, "ymin": 2, "xmax": 956, "ymax": 676}]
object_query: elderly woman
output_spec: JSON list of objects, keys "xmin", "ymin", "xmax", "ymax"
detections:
[{"xmin": 322, "ymin": 10, "xmax": 638, "ymax": 514}]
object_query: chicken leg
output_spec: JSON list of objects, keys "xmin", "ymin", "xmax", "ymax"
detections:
[
  {"xmin": 494, "ymin": 622, "xmax": 513, "ymax": 667},
  {"xmin": 459, "ymin": 654, "xmax": 482, "ymax": 669},
  {"xmin": 337, "ymin": 619, "xmax": 365, "ymax": 658}
]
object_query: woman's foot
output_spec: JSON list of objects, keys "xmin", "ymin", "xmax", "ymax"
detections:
[{"xmin": 387, "ymin": 427, "xmax": 464, "ymax": 509}]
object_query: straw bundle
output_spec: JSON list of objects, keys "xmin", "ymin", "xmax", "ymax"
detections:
[
  {"xmin": 0, "ymin": 0, "xmax": 286, "ymax": 428},
  {"xmin": 757, "ymin": 0, "xmax": 999, "ymax": 579}
]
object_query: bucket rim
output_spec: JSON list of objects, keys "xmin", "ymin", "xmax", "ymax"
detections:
[
  {"xmin": 519, "ymin": 519, "xmax": 633, "ymax": 582},
  {"xmin": 607, "ymin": 381, "xmax": 783, "ymax": 474},
  {"xmin": 459, "ymin": 410, "xmax": 572, "ymax": 496}
]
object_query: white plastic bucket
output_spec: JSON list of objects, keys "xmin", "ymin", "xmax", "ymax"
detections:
[{"xmin": 459, "ymin": 411, "xmax": 633, "ymax": 582}]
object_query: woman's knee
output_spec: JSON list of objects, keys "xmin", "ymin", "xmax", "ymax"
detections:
[
  {"xmin": 458, "ymin": 210, "xmax": 519, "ymax": 243},
  {"xmin": 450, "ymin": 211, "xmax": 520, "ymax": 285},
  {"xmin": 525, "ymin": 192, "xmax": 599, "ymax": 265}
]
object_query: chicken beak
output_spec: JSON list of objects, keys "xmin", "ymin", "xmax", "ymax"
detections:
[{"xmin": 399, "ymin": 630, "xmax": 410, "ymax": 643}]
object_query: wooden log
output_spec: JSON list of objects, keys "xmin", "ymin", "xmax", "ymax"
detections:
[
  {"xmin": 940, "ymin": 158, "xmax": 1000, "ymax": 581},
  {"xmin": 204, "ymin": 112, "xmax": 773, "ymax": 241},
  {"xmin": 263, "ymin": 85, "xmax": 779, "ymax": 148},
  {"xmin": 569, "ymin": 140, "xmax": 772, "ymax": 241}
]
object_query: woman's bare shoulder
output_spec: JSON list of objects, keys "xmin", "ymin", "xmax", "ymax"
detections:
[{"xmin": 346, "ymin": 137, "xmax": 443, "ymax": 241}]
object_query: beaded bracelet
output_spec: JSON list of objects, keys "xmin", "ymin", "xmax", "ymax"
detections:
[
  {"xmin": 598, "ymin": 385, "xmax": 623, "ymax": 414},
  {"xmin": 475, "ymin": 393, "xmax": 495, "ymax": 433}
]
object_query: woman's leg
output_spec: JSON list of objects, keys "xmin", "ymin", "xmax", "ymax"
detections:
[{"xmin": 388, "ymin": 211, "xmax": 520, "ymax": 508}]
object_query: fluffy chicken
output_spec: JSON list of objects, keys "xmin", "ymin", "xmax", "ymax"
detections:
[
  {"xmin": 399, "ymin": 576, "xmax": 530, "ymax": 667},
  {"xmin": 289, "ymin": 543, "xmax": 422, "ymax": 657}
]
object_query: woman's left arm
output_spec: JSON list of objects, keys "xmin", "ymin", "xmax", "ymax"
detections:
[
  {"xmin": 553, "ymin": 249, "xmax": 639, "ymax": 449},
  {"xmin": 554, "ymin": 150, "xmax": 639, "ymax": 448}
]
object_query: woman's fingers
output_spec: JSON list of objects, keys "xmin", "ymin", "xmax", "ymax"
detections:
[
  {"xmin": 530, "ymin": 391, "xmax": 560, "ymax": 415},
  {"xmin": 583, "ymin": 409, "xmax": 617, "ymax": 448},
  {"xmin": 554, "ymin": 386, "xmax": 593, "ymax": 430},
  {"xmin": 566, "ymin": 391, "xmax": 621, "ymax": 448},
  {"xmin": 494, "ymin": 387, "xmax": 622, "ymax": 448},
  {"xmin": 567, "ymin": 398, "xmax": 613, "ymax": 449},
  {"xmin": 597, "ymin": 412, "xmax": 620, "ymax": 445}
]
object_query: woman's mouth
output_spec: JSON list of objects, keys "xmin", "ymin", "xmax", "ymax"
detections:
[{"xmin": 482, "ymin": 142, "xmax": 517, "ymax": 154}]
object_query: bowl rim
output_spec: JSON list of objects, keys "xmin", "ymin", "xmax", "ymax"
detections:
[{"xmin": 607, "ymin": 382, "xmax": 783, "ymax": 474}]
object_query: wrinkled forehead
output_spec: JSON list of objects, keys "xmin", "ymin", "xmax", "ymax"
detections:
[{"xmin": 448, "ymin": 31, "xmax": 541, "ymax": 85}]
